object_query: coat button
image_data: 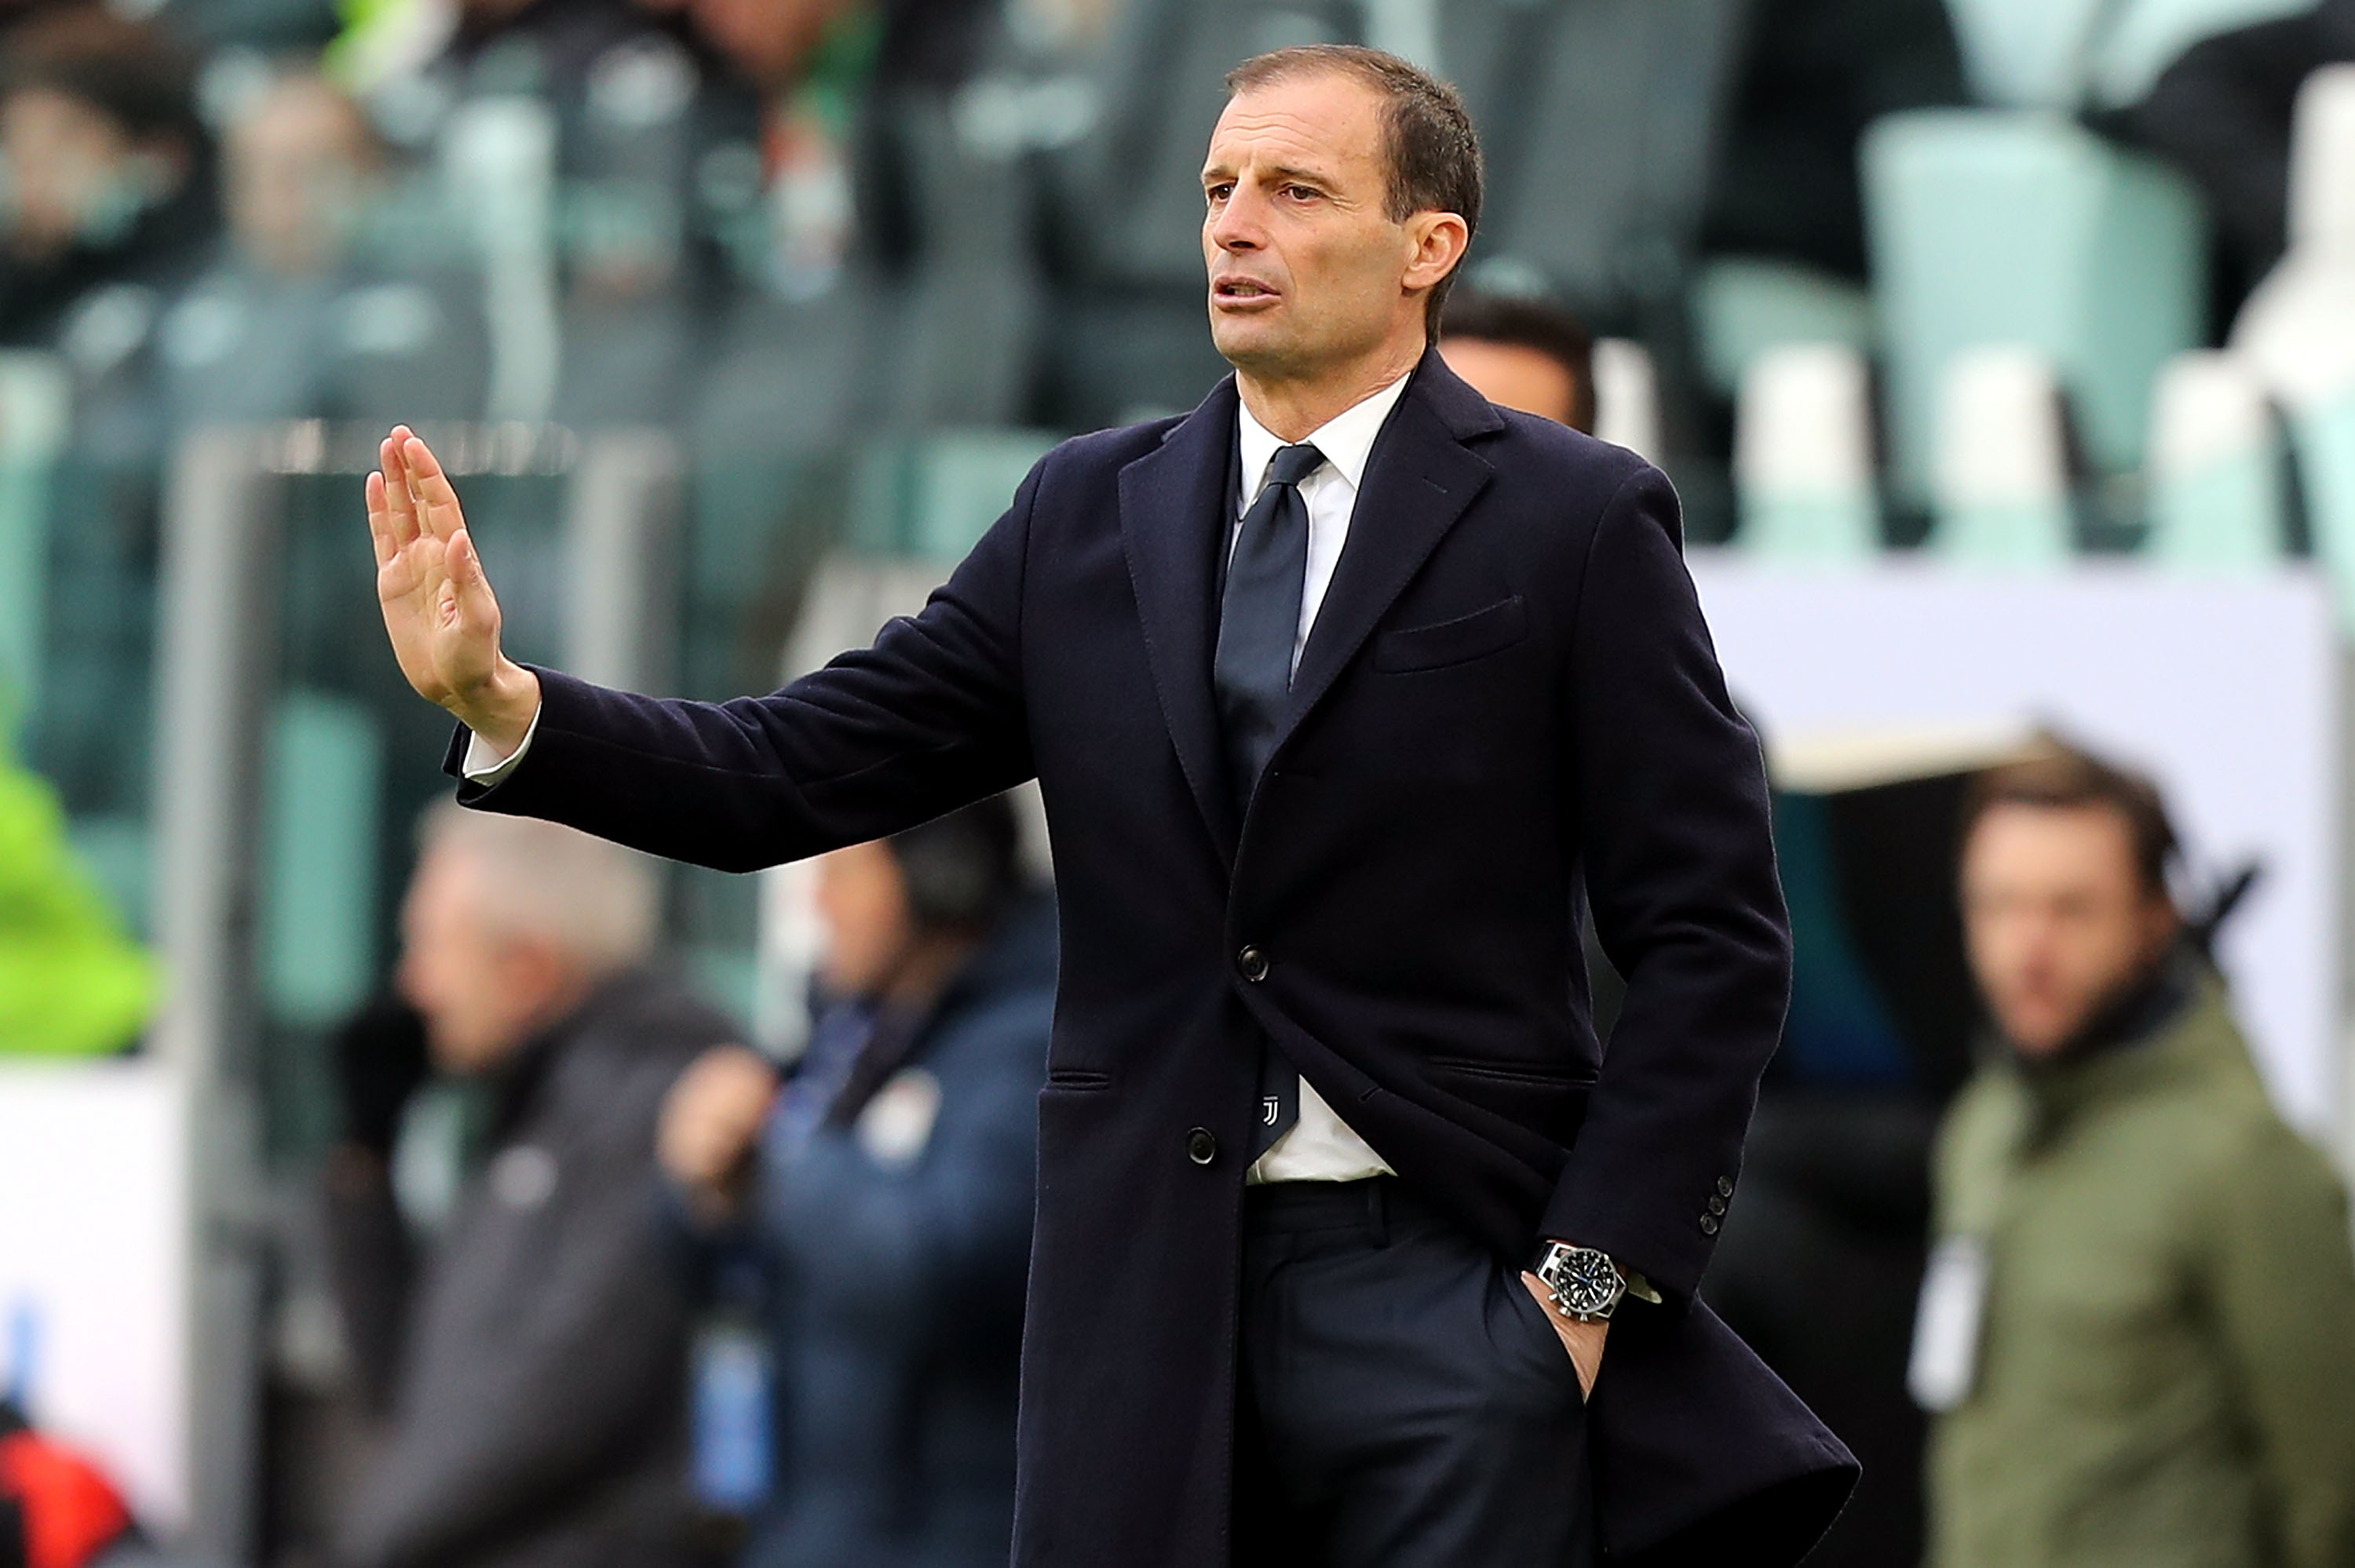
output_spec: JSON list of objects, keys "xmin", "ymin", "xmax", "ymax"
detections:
[
  {"xmin": 1186, "ymin": 1128, "xmax": 1218, "ymax": 1165},
  {"xmin": 1236, "ymin": 945, "xmax": 1270, "ymax": 983},
  {"xmin": 1700, "ymin": 1213, "xmax": 1721, "ymax": 1236},
  {"xmin": 1707, "ymin": 1194, "xmax": 1728, "ymax": 1216},
  {"xmin": 1716, "ymin": 1176, "xmax": 1735, "ymax": 1198}
]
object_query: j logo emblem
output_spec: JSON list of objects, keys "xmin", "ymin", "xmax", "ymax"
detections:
[{"xmin": 1261, "ymin": 1096, "xmax": 1281, "ymax": 1127}]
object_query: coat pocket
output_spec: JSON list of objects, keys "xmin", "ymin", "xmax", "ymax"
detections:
[
  {"xmin": 1374, "ymin": 594, "xmax": 1528, "ymax": 673},
  {"xmin": 1423, "ymin": 1055, "xmax": 1594, "ymax": 1148}
]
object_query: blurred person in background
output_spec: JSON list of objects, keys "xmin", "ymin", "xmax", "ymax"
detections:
[
  {"xmin": 1921, "ymin": 743, "xmax": 2355, "ymax": 1568},
  {"xmin": 158, "ymin": 70, "xmax": 488, "ymax": 427},
  {"xmin": 328, "ymin": 804, "xmax": 737, "ymax": 1568},
  {"xmin": 0, "ymin": 6, "xmax": 214, "ymax": 353},
  {"xmin": 1439, "ymin": 290, "xmax": 1595, "ymax": 435},
  {"xmin": 658, "ymin": 795, "xmax": 1052, "ymax": 1568}
]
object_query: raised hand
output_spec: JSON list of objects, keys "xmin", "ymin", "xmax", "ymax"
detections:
[{"xmin": 367, "ymin": 426, "xmax": 539, "ymax": 756}]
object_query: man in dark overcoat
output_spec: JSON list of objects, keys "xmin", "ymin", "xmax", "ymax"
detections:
[{"xmin": 363, "ymin": 42, "xmax": 1854, "ymax": 1567}]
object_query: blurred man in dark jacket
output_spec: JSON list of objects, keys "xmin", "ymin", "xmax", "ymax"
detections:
[
  {"xmin": 659, "ymin": 795, "xmax": 1050, "ymax": 1568},
  {"xmin": 329, "ymin": 804, "xmax": 738, "ymax": 1568}
]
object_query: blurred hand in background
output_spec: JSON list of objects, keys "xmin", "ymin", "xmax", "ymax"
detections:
[{"xmin": 658, "ymin": 1043, "xmax": 779, "ymax": 1220}]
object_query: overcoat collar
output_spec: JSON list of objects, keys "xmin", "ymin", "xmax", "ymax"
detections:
[{"xmin": 1117, "ymin": 350, "xmax": 1506, "ymax": 865}]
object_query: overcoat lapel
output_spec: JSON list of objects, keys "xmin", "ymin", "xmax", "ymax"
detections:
[
  {"xmin": 1117, "ymin": 358, "xmax": 1508, "ymax": 857},
  {"xmin": 1118, "ymin": 377, "xmax": 1243, "ymax": 862},
  {"xmin": 1271, "ymin": 357, "xmax": 1502, "ymax": 766}
]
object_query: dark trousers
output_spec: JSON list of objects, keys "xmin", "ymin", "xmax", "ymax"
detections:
[{"xmin": 1231, "ymin": 1178, "xmax": 1600, "ymax": 1567}]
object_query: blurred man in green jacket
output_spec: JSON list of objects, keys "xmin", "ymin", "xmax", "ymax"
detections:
[{"xmin": 1919, "ymin": 742, "xmax": 2355, "ymax": 1568}]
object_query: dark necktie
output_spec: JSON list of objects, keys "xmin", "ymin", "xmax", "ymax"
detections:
[
  {"xmin": 1214, "ymin": 440, "xmax": 1324, "ymax": 1158},
  {"xmin": 1214, "ymin": 442, "xmax": 1324, "ymax": 817}
]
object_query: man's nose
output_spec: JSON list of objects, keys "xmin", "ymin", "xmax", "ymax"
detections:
[{"xmin": 1209, "ymin": 191, "xmax": 1265, "ymax": 251}]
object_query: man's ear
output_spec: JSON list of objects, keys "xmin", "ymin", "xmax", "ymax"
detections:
[{"xmin": 1402, "ymin": 210, "xmax": 1470, "ymax": 294}]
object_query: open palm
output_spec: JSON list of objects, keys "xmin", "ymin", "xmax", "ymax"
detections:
[
  {"xmin": 367, "ymin": 425, "xmax": 536, "ymax": 750},
  {"xmin": 367, "ymin": 425, "xmax": 498, "ymax": 706}
]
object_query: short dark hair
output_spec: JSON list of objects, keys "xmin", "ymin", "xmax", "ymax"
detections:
[
  {"xmin": 889, "ymin": 795, "xmax": 1025, "ymax": 934},
  {"xmin": 1225, "ymin": 45, "xmax": 1482, "ymax": 343},
  {"xmin": 1960, "ymin": 741, "xmax": 2179, "ymax": 902},
  {"xmin": 1440, "ymin": 290, "xmax": 1597, "ymax": 433},
  {"xmin": 0, "ymin": 5, "xmax": 201, "ymax": 144}
]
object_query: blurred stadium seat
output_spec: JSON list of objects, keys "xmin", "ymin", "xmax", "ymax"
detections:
[
  {"xmin": 1692, "ymin": 257, "xmax": 1876, "ymax": 402},
  {"xmin": 1944, "ymin": 0, "xmax": 2309, "ymax": 109},
  {"xmin": 1864, "ymin": 107, "xmax": 2204, "ymax": 504},
  {"xmin": 1590, "ymin": 337, "xmax": 1663, "ymax": 462},
  {"xmin": 260, "ymin": 691, "xmax": 382, "ymax": 1030},
  {"xmin": 2235, "ymin": 65, "xmax": 2355, "ymax": 621},
  {"xmin": 0, "ymin": 356, "xmax": 70, "ymax": 733},
  {"xmin": 1929, "ymin": 342, "xmax": 2073, "ymax": 567},
  {"xmin": 2144, "ymin": 350, "xmax": 2286, "ymax": 571},
  {"xmin": 1735, "ymin": 342, "xmax": 1881, "ymax": 561}
]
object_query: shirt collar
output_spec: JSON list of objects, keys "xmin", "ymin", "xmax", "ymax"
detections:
[{"xmin": 1236, "ymin": 370, "xmax": 1413, "ymax": 506}]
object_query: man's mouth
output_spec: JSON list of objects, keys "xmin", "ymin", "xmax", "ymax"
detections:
[{"xmin": 1214, "ymin": 279, "xmax": 1280, "ymax": 303}]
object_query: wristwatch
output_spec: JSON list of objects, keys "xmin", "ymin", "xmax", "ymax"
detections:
[{"xmin": 1534, "ymin": 1241, "xmax": 1632, "ymax": 1322}]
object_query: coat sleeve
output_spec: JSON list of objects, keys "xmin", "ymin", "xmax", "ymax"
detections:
[
  {"xmin": 451, "ymin": 458, "xmax": 1046, "ymax": 873},
  {"xmin": 1541, "ymin": 462, "xmax": 1793, "ymax": 1301},
  {"xmin": 2200, "ymin": 1118, "xmax": 2355, "ymax": 1568}
]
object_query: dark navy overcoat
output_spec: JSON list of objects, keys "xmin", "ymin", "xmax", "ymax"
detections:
[{"xmin": 454, "ymin": 353, "xmax": 1857, "ymax": 1566}]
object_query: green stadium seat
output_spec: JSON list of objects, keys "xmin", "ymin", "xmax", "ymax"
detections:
[
  {"xmin": 0, "ymin": 355, "xmax": 70, "ymax": 734},
  {"xmin": 1692, "ymin": 257, "xmax": 1875, "ymax": 401},
  {"xmin": 2143, "ymin": 351, "xmax": 2286, "ymax": 573},
  {"xmin": 2233, "ymin": 67, "xmax": 2355, "ymax": 624},
  {"xmin": 1929, "ymin": 344, "xmax": 2074, "ymax": 568},
  {"xmin": 848, "ymin": 431, "xmax": 1061, "ymax": 564},
  {"xmin": 1863, "ymin": 108, "xmax": 2205, "ymax": 505},
  {"xmin": 1734, "ymin": 343, "xmax": 1881, "ymax": 562},
  {"xmin": 260, "ymin": 691, "xmax": 382, "ymax": 1029},
  {"xmin": 1944, "ymin": 0, "xmax": 2307, "ymax": 109}
]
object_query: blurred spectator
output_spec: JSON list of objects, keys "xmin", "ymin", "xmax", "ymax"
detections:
[
  {"xmin": 2116, "ymin": 2, "xmax": 2355, "ymax": 318},
  {"xmin": 1439, "ymin": 290, "xmax": 1596, "ymax": 435},
  {"xmin": 327, "ymin": 804, "xmax": 737, "ymax": 1568},
  {"xmin": 0, "ymin": 8, "xmax": 215, "ymax": 356},
  {"xmin": 658, "ymin": 797, "xmax": 1051, "ymax": 1568},
  {"xmin": 1920, "ymin": 743, "xmax": 2355, "ymax": 1568},
  {"xmin": 321, "ymin": 994, "xmax": 431, "ymax": 1416},
  {"xmin": 1700, "ymin": 0, "xmax": 1968, "ymax": 282},
  {"xmin": 158, "ymin": 70, "xmax": 488, "ymax": 427}
]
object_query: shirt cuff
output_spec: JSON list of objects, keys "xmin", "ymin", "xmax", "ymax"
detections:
[{"xmin": 459, "ymin": 702, "xmax": 542, "ymax": 786}]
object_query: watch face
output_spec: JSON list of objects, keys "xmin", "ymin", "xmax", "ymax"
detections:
[{"xmin": 1550, "ymin": 1248, "xmax": 1621, "ymax": 1315}]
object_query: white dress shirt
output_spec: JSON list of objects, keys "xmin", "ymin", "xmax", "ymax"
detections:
[
  {"xmin": 1228, "ymin": 374, "xmax": 1408, "ymax": 1184},
  {"xmin": 465, "ymin": 374, "xmax": 1414, "ymax": 1183}
]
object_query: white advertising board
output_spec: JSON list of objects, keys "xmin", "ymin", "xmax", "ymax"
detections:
[
  {"xmin": 1689, "ymin": 555, "xmax": 2342, "ymax": 1140},
  {"xmin": 0, "ymin": 1058, "xmax": 191, "ymax": 1530}
]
